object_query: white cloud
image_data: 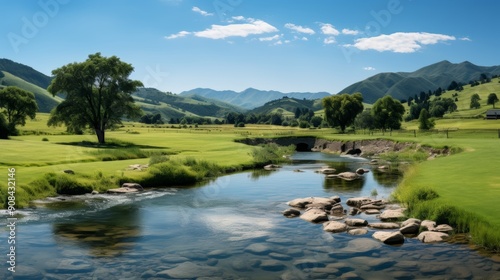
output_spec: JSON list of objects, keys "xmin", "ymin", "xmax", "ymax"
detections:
[
  {"xmin": 274, "ymin": 40, "xmax": 283, "ymax": 45},
  {"xmin": 363, "ymin": 66, "xmax": 376, "ymax": 71},
  {"xmin": 259, "ymin": 35, "xmax": 280, "ymax": 41},
  {"xmin": 192, "ymin": 6, "xmax": 213, "ymax": 16},
  {"xmin": 460, "ymin": 37, "xmax": 471, "ymax": 41},
  {"xmin": 324, "ymin": 37, "xmax": 336, "ymax": 45},
  {"xmin": 351, "ymin": 32, "xmax": 456, "ymax": 53},
  {"xmin": 320, "ymin": 23, "xmax": 340, "ymax": 36},
  {"xmin": 165, "ymin": 30, "xmax": 191, "ymax": 39},
  {"xmin": 194, "ymin": 20, "xmax": 278, "ymax": 39},
  {"xmin": 342, "ymin": 28, "xmax": 359, "ymax": 35},
  {"xmin": 232, "ymin": 16, "xmax": 246, "ymax": 21},
  {"xmin": 285, "ymin": 23, "xmax": 315, "ymax": 35}
]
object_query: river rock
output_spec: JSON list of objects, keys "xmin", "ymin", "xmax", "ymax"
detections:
[
  {"xmin": 287, "ymin": 197, "xmax": 313, "ymax": 208},
  {"xmin": 260, "ymin": 260, "xmax": 286, "ymax": 271},
  {"xmin": 346, "ymin": 197, "xmax": 372, "ymax": 207},
  {"xmin": 434, "ymin": 224, "xmax": 454, "ymax": 233},
  {"xmin": 401, "ymin": 218, "xmax": 421, "ymax": 227},
  {"xmin": 360, "ymin": 204, "xmax": 385, "ymax": 210},
  {"xmin": 348, "ymin": 228, "xmax": 368, "ymax": 235},
  {"xmin": 316, "ymin": 167, "xmax": 337, "ymax": 174},
  {"xmin": 340, "ymin": 271, "xmax": 361, "ymax": 279},
  {"xmin": 379, "ymin": 209, "xmax": 405, "ymax": 221},
  {"xmin": 269, "ymin": 252, "xmax": 293, "ymax": 261},
  {"xmin": 207, "ymin": 249, "xmax": 230, "ymax": 259},
  {"xmin": 356, "ymin": 168, "xmax": 370, "ymax": 175},
  {"xmin": 400, "ymin": 222, "xmax": 420, "ymax": 234},
  {"xmin": 365, "ymin": 209, "xmax": 381, "ymax": 215},
  {"xmin": 161, "ymin": 255, "xmax": 190, "ymax": 263},
  {"xmin": 421, "ymin": 220, "xmax": 437, "ymax": 231},
  {"xmin": 294, "ymin": 258, "xmax": 326, "ymax": 269},
  {"xmin": 369, "ymin": 222, "xmax": 400, "ymax": 229},
  {"xmin": 106, "ymin": 187, "xmax": 140, "ymax": 194},
  {"xmin": 46, "ymin": 259, "xmax": 94, "ymax": 273},
  {"xmin": 156, "ymin": 262, "xmax": 222, "ymax": 278},
  {"xmin": 121, "ymin": 182, "xmax": 143, "ymax": 190},
  {"xmin": 348, "ymin": 207, "xmax": 360, "ymax": 216},
  {"xmin": 330, "ymin": 203, "xmax": 344, "ymax": 215},
  {"xmin": 323, "ymin": 221, "xmax": 348, "ymax": 233},
  {"xmin": 417, "ymin": 231, "xmax": 449, "ymax": 243},
  {"xmin": 345, "ymin": 218, "xmax": 368, "ymax": 227},
  {"xmin": 372, "ymin": 231, "xmax": 405, "ymax": 245},
  {"xmin": 244, "ymin": 243, "xmax": 271, "ymax": 255},
  {"xmin": 300, "ymin": 208, "xmax": 329, "ymax": 223},
  {"xmin": 331, "ymin": 172, "xmax": 361, "ymax": 181},
  {"xmin": 264, "ymin": 164, "xmax": 281, "ymax": 170},
  {"xmin": 282, "ymin": 208, "xmax": 301, "ymax": 217}
]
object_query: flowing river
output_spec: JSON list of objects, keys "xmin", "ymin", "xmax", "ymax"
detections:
[{"xmin": 1, "ymin": 152, "xmax": 499, "ymax": 279}]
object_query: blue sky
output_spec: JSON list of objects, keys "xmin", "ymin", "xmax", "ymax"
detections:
[{"xmin": 1, "ymin": 0, "xmax": 499, "ymax": 94}]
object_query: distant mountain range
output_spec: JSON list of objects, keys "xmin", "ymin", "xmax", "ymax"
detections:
[
  {"xmin": 339, "ymin": 60, "xmax": 500, "ymax": 103},
  {"xmin": 179, "ymin": 88, "xmax": 331, "ymax": 110},
  {"xmin": 2, "ymin": 58, "xmax": 500, "ymax": 119}
]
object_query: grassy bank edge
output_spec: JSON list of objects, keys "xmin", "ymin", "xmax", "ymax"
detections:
[{"xmin": 0, "ymin": 143, "xmax": 295, "ymax": 209}]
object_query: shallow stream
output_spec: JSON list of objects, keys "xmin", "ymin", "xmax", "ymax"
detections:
[{"xmin": 1, "ymin": 152, "xmax": 499, "ymax": 279}]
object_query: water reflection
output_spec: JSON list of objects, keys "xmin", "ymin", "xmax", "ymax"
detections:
[
  {"xmin": 53, "ymin": 204, "xmax": 141, "ymax": 257},
  {"xmin": 323, "ymin": 176, "xmax": 365, "ymax": 191},
  {"xmin": 372, "ymin": 168, "xmax": 404, "ymax": 188}
]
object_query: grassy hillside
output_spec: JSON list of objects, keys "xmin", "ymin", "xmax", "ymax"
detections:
[
  {"xmin": 0, "ymin": 71, "xmax": 62, "ymax": 113},
  {"xmin": 340, "ymin": 60, "xmax": 500, "ymax": 104},
  {"xmin": 0, "ymin": 58, "xmax": 52, "ymax": 89},
  {"xmin": 441, "ymin": 77, "xmax": 500, "ymax": 118},
  {"xmin": 249, "ymin": 97, "xmax": 321, "ymax": 115}
]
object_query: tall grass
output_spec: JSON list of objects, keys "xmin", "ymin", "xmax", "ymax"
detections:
[
  {"xmin": 250, "ymin": 143, "xmax": 296, "ymax": 166},
  {"xmin": 129, "ymin": 157, "xmax": 226, "ymax": 188},
  {"xmin": 394, "ymin": 165, "xmax": 500, "ymax": 252}
]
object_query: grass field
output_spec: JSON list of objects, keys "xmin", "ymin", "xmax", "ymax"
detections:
[{"xmin": 2, "ymin": 110, "xmax": 500, "ymax": 250}]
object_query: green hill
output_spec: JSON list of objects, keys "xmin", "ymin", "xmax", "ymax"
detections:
[
  {"xmin": 133, "ymin": 88, "xmax": 245, "ymax": 119},
  {"xmin": 249, "ymin": 96, "xmax": 322, "ymax": 116},
  {"xmin": 0, "ymin": 58, "xmax": 52, "ymax": 89},
  {"xmin": 340, "ymin": 60, "xmax": 500, "ymax": 104},
  {"xmin": 0, "ymin": 71, "xmax": 62, "ymax": 113},
  {"xmin": 441, "ymin": 77, "xmax": 500, "ymax": 118}
]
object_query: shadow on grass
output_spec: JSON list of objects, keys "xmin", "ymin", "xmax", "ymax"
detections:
[{"xmin": 56, "ymin": 138, "xmax": 167, "ymax": 150}]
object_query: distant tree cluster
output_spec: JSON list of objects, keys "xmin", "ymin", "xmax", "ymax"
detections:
[
  {"xmin": 140, "ymin": 113, "xmax": 164, "ymax": 124},
  {"xmin": 346, "ymin": 95, "xmax": 406, "ymax": 131},
  {"xmin": 0, "ymin": 86, "xmax": 38, "ymax": 138}
]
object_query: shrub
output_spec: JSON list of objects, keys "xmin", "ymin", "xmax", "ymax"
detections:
[
  {"xmin": 250, "ymin": 143, "xmax": 295, "ymax": 165},
  {"xmin": 139, "ymin": 162, "xmax": 198, "ymax": 187},
  {"xmin": 149, "ymin": 153, "xmax": 170, "ymax": 165},
  {"xmin": 299, "ymin": 121, "xmax": 310, "ymax": 128},
  {"xmin": 55, "ymin": 174, "xmax": 93, "ymax": 195},
  {"xmin": 42, "ymin": 137, "xmax": 49, "ymax": 141}
]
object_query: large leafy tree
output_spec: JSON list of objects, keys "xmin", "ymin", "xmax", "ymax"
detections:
[
  {"xmin": 322, "ymin": 93, "xmax": 363, "ymax": 133},
  {"xmin": 371, "ymin": 96, "xmax": 405, "ymax": 131},
  {"xmin": 47, "ymin": 53, "xmax": 143, "ymax": 143},
  {"xmin": 487, "ymin": 93, "xmax": 498, "ymax": 108},
  {"xmin": 0, "ymin": 86, "xmax": 38, "ymax": 135}
]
